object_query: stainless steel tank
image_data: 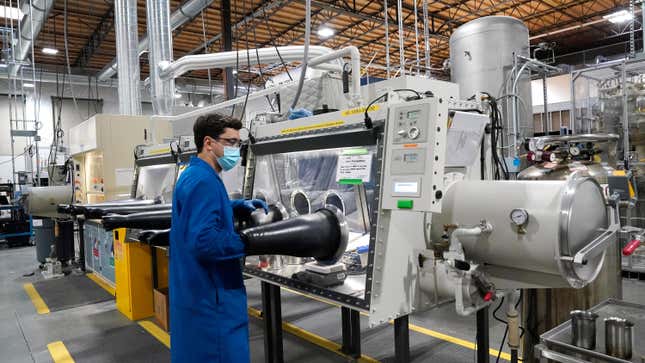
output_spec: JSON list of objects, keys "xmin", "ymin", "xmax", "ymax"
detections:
[
  {"xmin": 517, "ymin": 161, "xmax": 621, "ymax": 362},
  {"xmin": 518, "ymin": 161, "xmax": 614, "ymax": 184},
  {"xmin": 431, "ymin": 177, "xmax": 610, "ymax": 289},
  {"xmin": 22, "ymin": 186, "xmax": 74, "ymax": 218},
  {"xmin": 449, "ymin": 16, "xmax": 532, "ymax": 141}
]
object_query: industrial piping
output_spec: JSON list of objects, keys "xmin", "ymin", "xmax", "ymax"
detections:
[
  {"xmin": 97, "ymin": 0, "xmax": 214, "ymax": 81},
  {"xmin": 114, "ymin": 0, "xmax": 142, "ymax": 115},
  {"xmin": 9, "ymin": 0, "xmax": 55, "ymax": 76}
]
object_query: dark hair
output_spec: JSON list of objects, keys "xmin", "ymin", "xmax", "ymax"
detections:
[{"xmin": 193, "ymin": 113, "xmax": 243, "ymax": 152}]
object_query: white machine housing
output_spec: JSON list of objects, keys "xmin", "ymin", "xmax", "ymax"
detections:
[{"xmin": 242, "ymin": 76, "xmax": 617, "ymax": 327}]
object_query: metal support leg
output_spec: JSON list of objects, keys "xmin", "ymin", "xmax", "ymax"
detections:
[
  {"xmin": 341, "ymin": 307, "xmax": 361, "ymax": 358},
  {"xmin": 261, "ymin": 282, "xmax": 283, "ymax": 363},
  {"xmin": 151, "ymin": 246, "xmax": 158, "ymax": 289},
  {"xmin": 394, "ymin": 315, "xmax": 410, "ymax": 363},
  {"xmin": 78, "ymin": 219, "xmax": 85, "ymax": 271},
  {"xmin": 477, "ymin": 306, "xmax": 490, "ymax": 363}
]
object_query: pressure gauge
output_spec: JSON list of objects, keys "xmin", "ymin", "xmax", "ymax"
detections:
[
  {"xmin": 408, "ymin": 127, "xmax": 420, "ymax": 140},
  {"xmin": 535, "ymin": 138, "xmax": 546, "ymax": 151},
  {"xmin": 528, "ymin": 139, "xmax": 537, "ymax": 152},
  {"xmin": 510, "ymin": 208, "xmax": 529, "ymax": 228},
  {"xmin": 569, "ymin": 145, "xmax": 581, "ymax": 156}
]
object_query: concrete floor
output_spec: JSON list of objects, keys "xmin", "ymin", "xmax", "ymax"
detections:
[{"xmin": 1, "ymin": 244, "xmax": 644, "ymax": 363}]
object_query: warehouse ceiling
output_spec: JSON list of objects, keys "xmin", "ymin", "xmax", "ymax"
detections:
[{"xmin": 19, "ymin": 0, "xmax": 644, "ymax": 82}]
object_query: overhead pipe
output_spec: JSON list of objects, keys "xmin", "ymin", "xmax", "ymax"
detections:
[
  {"xmin": 97, "ymin": 0, "xmax": 214, "ymax": 81},
  {"xmin": 158, "ymin": 46, "xmax": 343, "ymax": 80},
  {"xmin": 114, "ymin": 0, "xmax": 142, "ymax": 115},
  {"xmin": 146, "ymin": 0, "xmax": 175, "ymax": 116},
  {"xmin": 158, "ymin": 46, "xmax": 361, "ymax": 105},
  {"xmin": 9, "ymin": 0, "xmax": 55, "ymax": 76}
]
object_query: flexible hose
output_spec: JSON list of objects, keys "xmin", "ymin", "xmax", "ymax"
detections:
[{"xmin": 290, "ymin": 0, "xmax": 311, "ymax": 109}]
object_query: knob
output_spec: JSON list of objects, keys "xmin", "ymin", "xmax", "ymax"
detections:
[
  {"xmin": 408, "ymin": 127, "xmax": 420, "ymax": 140},
  {"xmin": 397, "ymin": 129, "xmax": 408, "ymax": 137}
]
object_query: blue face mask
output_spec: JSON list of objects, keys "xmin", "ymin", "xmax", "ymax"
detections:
[{"xmin": 216, "ymin": 146, "xmax": 241, "ymax": 171}]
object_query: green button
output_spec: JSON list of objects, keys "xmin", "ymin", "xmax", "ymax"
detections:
[{"xmin": 397, "ymin": 199, "xmax": 414, "ymax": 209}]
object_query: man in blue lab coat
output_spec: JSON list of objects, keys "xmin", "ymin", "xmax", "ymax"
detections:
[{"xmin": 170, "ymin": 113, "xmax": 268, "ymax": 362}]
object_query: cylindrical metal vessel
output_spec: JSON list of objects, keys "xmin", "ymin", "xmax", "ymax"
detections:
[
  {"xmin": 432, "ymin": 177, "xmax": 609, "ymax": 288},
  {"xmin": 570, "ymin": 310, "xmax": 598, "ymax": 349},
  {"xmin": 605, "ymin": 317, "xmax": 634, "ymax": 359},
  {"xmin": 518, "ymin": 161, "xmax": 614, "ymax": 184},
  {"xmin": 450, "ymin": 16, "xmax": 532, "ymax": 140},
  {"xmin": 23, "ymin": 186, "xmax": 74, "ymax": 218}
]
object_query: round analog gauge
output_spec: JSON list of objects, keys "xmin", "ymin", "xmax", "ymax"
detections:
[
  {"xmin": 408, "ymin": 127, "xmax": 420, "ymax": 140},
  {"xmin": 535, "ymin": 138, "xmax": 546, "ymax": 151},
  {"xmin": 528, "ymin": 139, "xmax": 537, "ymax": 152},
  {"xmin": 510, "ymin": 208, "xmax": 529, "ymax": 227},
  {"xmin": 569, "ymin": 145, "xmax": 581, "ymax": 156},
  {"xmin": 546, "ymin": 152, "xmax": 556, "ymax": 162}
]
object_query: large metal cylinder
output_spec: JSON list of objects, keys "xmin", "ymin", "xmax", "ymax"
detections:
[
  {"xmin": 431, "ymin": 177, "xmax": 610, "ymax": 289},
  {"xmin": 23, "ymin": 186, "xmax": 73, "ymax": 218},
  {"xmin": 449, "ymin": 16, "xmax": 532, "ymax": 142}
]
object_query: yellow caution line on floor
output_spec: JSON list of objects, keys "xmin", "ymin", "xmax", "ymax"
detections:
[
  {"xmin": 280, "ymin": 288, "xmax": 510, "ymax": 361},
  {"xmin": 47, "ymin": 341, "xmax": 75, "ymax": 363},
  {"xmin": 86, "ymin": 273, "xmax": 116, "ymax": 296},
  {"xmin": 23, "ymin": 283, "xmax": 50, "ymax": 314},
  {"xmin": 139, "ymin": 320, "xmax": 171, "ymax": 348},
  {"xmin": 406, "ymin": 323, "xmax": 510, "ymax": 361},
  {"xmin": 248, "ymin": 307, "xmax": 380, "ymax": 363}
]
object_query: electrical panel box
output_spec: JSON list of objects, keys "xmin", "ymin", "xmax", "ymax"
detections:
[{"xmin": 381, "ymin": 97, "xmax": 447, "ymax": 213}]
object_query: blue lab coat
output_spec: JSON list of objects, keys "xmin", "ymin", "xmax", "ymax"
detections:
[{"xmin": 170, "ymin": 156, "xmax": 249, "ymax": 363}]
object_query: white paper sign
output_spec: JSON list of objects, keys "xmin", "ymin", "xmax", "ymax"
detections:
[
  {"xmin": 336, "ymin": 154, "xmax": 373, "ymax": 183},
  {"xmin": 115, "ymin": 168, "xmax": 135, "ymax": 187}
]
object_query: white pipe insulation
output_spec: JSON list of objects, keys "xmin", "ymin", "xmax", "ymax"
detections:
[
  {"xmin": 114, "ymin": 0, "xmax": 142, "ymax": 115},
  {"xmin": 158, "ymin": 46, "xmax": 362, "ymax": 106},
  {"xmin": 9, "ymin": 0, "xmax": 55, "ymax": 76},
  {"xmin": 98, "ymin": 0, "xmax": 214, "ymax": 81}
]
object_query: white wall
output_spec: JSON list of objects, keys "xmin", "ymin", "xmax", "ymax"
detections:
[
  {"xmin": 0, "ymin": 79, "xmax": 162, "ymax": 182},
  {"xmin": 531, "ymin": 74, "xmax": 572, "ymax": 106}
]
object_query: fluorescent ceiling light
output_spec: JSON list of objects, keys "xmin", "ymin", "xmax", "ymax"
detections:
[
  {"xmin": 42, "ymin": 47, "xmax": 59, "ymax": 55},
  {"xmin": 174, "ymin": 93, "xmax": 182, "ymax": 99},
  {"xmin": 0, "ymin": 5, "xmax": 24, "ymax": 21},
  {"xmin": 317, "ymin": 26, "xmax": 335, "ymax": 38},
  {"xmin": 0, "ymin": 63, "xmax": 7, "ymax": 68},
  {"xmin": 23, "ymin": 83, "xmax": 35, "ymax": 88},
  {"xmin": 603, "ymin": 9, "xmax": 633, "ymax": 24}
]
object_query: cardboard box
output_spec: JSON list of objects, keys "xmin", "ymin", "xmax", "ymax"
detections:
[{"xmin": 153, "ymin": 287, "xmax": 170, "ymax": 331}]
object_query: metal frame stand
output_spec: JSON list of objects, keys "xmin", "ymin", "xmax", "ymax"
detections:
[
  {"xmin": 78, "ymin": 219, "xmax": 86, "ymax": 271},
  {"xmin": 151, "ymin": 245, "xmax": 158, "ymax": 289},
  {"xmin": 476, "ymin": 306, "xmax": 490, "ymax": 363},
  {"xmin": 341, "ymin": 307, "xmax": 361, "ymax": 358},
  {"xmin": 261, "ymin": 282, "xmax": 284, "ymax": 363},
  {"xmin": 394, "ymin": 315, "xmax": 410, "ymax": 363}
]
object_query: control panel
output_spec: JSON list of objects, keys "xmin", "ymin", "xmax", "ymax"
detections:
[{"xmin": 381, "ymin": 97, "xmax": 447, "ymax": 213}]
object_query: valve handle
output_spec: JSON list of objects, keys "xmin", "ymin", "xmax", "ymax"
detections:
[{"xmin": 623, "ymin": 239, "xmax": 641, "ymax": 256}]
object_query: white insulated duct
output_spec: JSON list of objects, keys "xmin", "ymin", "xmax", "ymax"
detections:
[
  {"xmin": 114, "ymin": 0, "xmax": 142, "ymax": 115},
  {"xmin": 98, "ymin": 0, "xmax": 214, "ymax": 82},
  {"xmin": 9, "ymin": 0, "xmax": 55, "ymax": 76},
  {"xmin": 146, "ymin": 0, "xmax": 175, "ymax": 115},
  {"xmin": 158, "ymin": 46, "xmax": 342, "ymax": 80},
  {"xmin": 158, "ymin": 46, "xmax": 362, "ymax": 104}
]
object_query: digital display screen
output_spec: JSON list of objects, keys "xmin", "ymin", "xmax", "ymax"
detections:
[
  {"xmin": 407, "ymin": 110, "xmax": 420, "ymax": 119},
  {"xmin": 394, "ymin": 182, "xmax": 418, "ymax": 194},
  {"xmin": 403, "ymin": 153, "xmax": 418, "ymax": 162}
]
